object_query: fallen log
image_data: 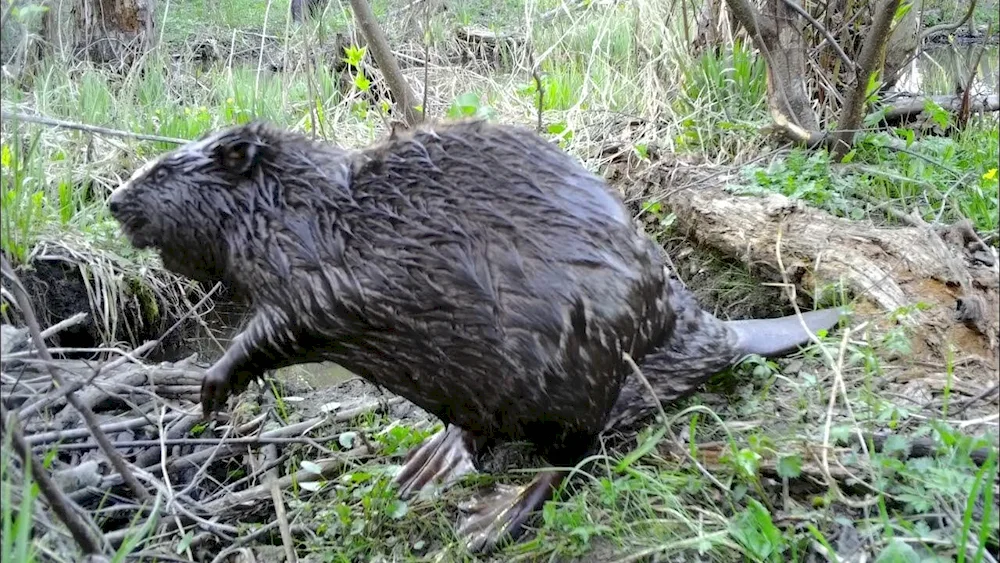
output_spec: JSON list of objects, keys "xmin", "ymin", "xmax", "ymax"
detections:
[
  {"xmin": 880, "ymin": 93, "xmax": 1000, "ymax": 122},
  {"xmin": 609, "ymin": 156, "xmax": 999, "ymax": 397}
]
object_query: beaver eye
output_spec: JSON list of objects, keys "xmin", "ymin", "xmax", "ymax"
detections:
[{"xmin": 154, "ymin": 168, "xmax": 168, "ymax": 181}]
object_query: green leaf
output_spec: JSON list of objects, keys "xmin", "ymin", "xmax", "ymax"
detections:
[
  {"xmin": 339, "ymin": 431, "xmax": 357, "ymax": 449},
  {"xmin": 447, "ymin": 92, "xmax": 482, "ymax": 118},
  {"xmin": 615, "ymin": 426, "xmax": 666, "ymax": 472},
  {"xmin": 353, "ymin": 72, "xmax": 371, "ymax": 92},
  {"xmin": 735, "ymin": 447, "xmax": 761, "ymax": 478},
  {"xmin": 343, "ymin": 45, "xmax": 367, "ymax": 67},
  {"xmin": 301, "ymin": 460, "xmax": 323, "ymax": 475},
  {"xmin": 387, "ymin": 499, "xmax": 408, "ymax": 519},
  {"xmin": 299, "ymin": 480, "xmax": 323, "ymax": 492},
  {"xmin": 874, "ymin": 539, "xmax": 921, "ymax": 563},
  {"xmin": 830, "ymin": 425, "xmax": 852, "ymax": 444},
  {"xmin": 882, "ymin": 434, "xmax": 909, "ymax": 456},
  {"xmin": 776, "ymin": 454, "xmax": 803, "ymax": 479},
  {"xmin": 175, "ymin": 531, "xmax": 195, "ymax": 554},
  {"xmin": 729, "ymin": 498, "xmax": 785, "ymax": 561}
]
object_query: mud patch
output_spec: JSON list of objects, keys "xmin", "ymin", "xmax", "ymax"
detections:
[{"xmin": 1, "ymin": 241, "xmax": 248, "ymax": 365}]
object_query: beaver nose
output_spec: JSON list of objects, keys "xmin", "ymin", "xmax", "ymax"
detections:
[{"xmin": 107, "ymin": 183, "xmax": 129, "ymax": 215}]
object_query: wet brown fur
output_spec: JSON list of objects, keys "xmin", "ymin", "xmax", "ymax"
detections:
[
  {"xmin": 108, "ymin": 119, "xmax": 846, "ymax": 550},
  {"xmin": 108, "ymin": 119, "xmax": 677, "ymax": 465}
]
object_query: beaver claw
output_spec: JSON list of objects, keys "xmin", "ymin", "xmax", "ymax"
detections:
[
  {"xmin": 200, "ymin": 365, "xmax": 233, "ymax": 418},
  {"xmin": 394, "ymin": 424, "xmax": 480, "ymax": 499},
  {"xmin": 456, "ymin": 471, "xmax": 566, "ymax": 553},
  {"xmin": 200, "ymin": 363, "xmax": 264, "ymax": 418}
]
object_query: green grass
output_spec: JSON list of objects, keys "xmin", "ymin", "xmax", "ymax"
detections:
[
  {"xmin": 1, "ymin": 0, "xmax": 998, "ymax": 560},
  {"xmin": 732, "ymin": 117, "xmax": 999, "ymax": 233}
]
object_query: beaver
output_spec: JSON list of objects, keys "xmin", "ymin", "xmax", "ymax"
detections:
[{"xmin": 107, "ymin": 119, "xmax": 843, "ymax": 552}]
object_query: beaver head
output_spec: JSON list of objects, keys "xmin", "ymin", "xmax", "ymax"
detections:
[{"xmin": 107, "ymin": 122, "xmax": 352, "ymax": 291}]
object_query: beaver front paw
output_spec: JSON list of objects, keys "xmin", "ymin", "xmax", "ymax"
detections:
[
  {"xmin": 200, "ymin": 363, "xmax": 268, "ymax": 418},
  {"xmin": 200, "ymin": 364, "xmax": 233, "ymax": 418}
]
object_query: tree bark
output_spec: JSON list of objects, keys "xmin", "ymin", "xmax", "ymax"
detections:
[
  {"xmin": 882, "ymin": 0, "xmax": 920, "ymax": 88},
  {"xmin": 725, "ymin": 0, "xmax": 820, "ymax": 131},
  {"xmin": 610, "ymin": 157, "xmax": 999, "ymax": 376},
  {"xmin": 348, "ymin": 0, "xmax": 423, "ymax": 127},
  {"xmin": 71, "ymin": 0, "xmax": 155, "ymax": 65},
  {"xmin": 830, "ymin": 0, "xmax": 902, "ymax": 159}
]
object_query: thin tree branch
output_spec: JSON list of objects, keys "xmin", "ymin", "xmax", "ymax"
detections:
[
  {"xmin": 830, "ymin": 0, "xmax": 902, "ymax": 159},
  {"xmin": 0, "ymin": 401, "xmax": 107, "ymax": 556},
  {"xmin": 1, "ymin": 109, "xmax": 187, "ymax": 144},
  {"xmin": 348, "ymin": 0, "xmax": 422, "ymax": 127},
  {"xmin": 919, "ymin": 0, "xmax": 978, "ymax": 43},
  {"xmin": 1, "ymin": 256, "xmax": 152, "ymax": 504},
  {"xmin": 529, "ymin": 46, "xmax": 544, "ymax": 133},
  {"xmin": 781, "ymin": 0, "xmax": 856, "ymax": 71},
  {"xmin": 725, "ymin": 0, "xmax": 762, "ymax": 40}
]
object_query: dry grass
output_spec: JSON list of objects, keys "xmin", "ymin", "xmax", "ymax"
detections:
[{"xmin": 0, "ymin": 0, "xmax": 997, "ymax": 561}]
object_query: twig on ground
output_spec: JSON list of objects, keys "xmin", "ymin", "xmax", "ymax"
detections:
[
  {"xmin": 2, "ymin": 256, "xmax": 151, "ymax": 503},
  {"xmin": 200, "ymin": 445, "xmax": 370, "ymax": 514},
  {"xmin": 264, "ymin": 442, "xmax": 298, "ymax": 563},
  {"xmin": 623, "ymin": 353, "xmax": 731, "ymax": 494},
  {"xmin": 951, "ymin": 384, "xmax": 1000, "ymax": 417},
  {"xmin": 771, "ymin": 223, "xmax": 881, "ymax": 509},
  {"xmin": 38, "ymin": 312, "xmax": 89, "ymax": 342},
  {"xmin": 16, "ymin": 281, "xmax": 220, "ymax": 424},
  {"xmin": 0, "ymin": 401, "xmax": 107, "ymax": 555}
]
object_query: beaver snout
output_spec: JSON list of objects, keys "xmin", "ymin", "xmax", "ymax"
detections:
[
  {"xmin": 107, "ymin": 186, "xmax": 153, "ymax": 248},
  {"xmin": 107, "ymin": 181, "xmax": 131, "ymax": 213}
]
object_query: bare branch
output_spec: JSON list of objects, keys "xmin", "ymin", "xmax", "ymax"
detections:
[
  {"xmin": 1, "ymin": 256, "xmax": 152, "ymax": 504},
  {"xmin": 919, "ymin": 0, "xmax": 978, "ymax": 43},
  {"xmin": 781, "ymin": 0, "xmax": 855, "ymax": 71},
  {"xmin": 1, "ymin": 109, "xmax": 187, "ymax": 144},
  {"xmin": 725, "ymin": 0, "xmax": 762, "ymax": 40},
  {"xmin": 0, "ymin": 401, "xmax": 107, "ymax": 556},
  {"xmin": 528, "ymin": 46, "xmax": 544, "ymax": 133}
]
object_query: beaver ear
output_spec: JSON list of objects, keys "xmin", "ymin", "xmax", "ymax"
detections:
[{"xmin": 214, "ymin": 137, "xmax": 263, "ymax": 177}]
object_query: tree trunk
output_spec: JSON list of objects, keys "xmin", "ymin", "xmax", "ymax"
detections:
[
  {"xmin": 726, "ymin": 0, "xmax": 820, "ymax": 131},
  {"xmin": 71, "ymin": 0, "xmax": 155, "ymax": 65},
  {"xmin": 882, "ymin": 1, "xmax": 920, "ymax": 90},
  {"xmin": 830, "ymin": 0, "xmax": 902, "ymax": 159},
  {"xmin": 348, "ymin": 0, "xmax": 423, "ymax": 127}
]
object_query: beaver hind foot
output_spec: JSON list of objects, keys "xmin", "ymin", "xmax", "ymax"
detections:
[
  {"xmin": 394, "ymin": 424, "xmax": 485, "ymax": 499},
  {"xmin": 457, "ymin": 471, "xmax": 566, "ymax": 553}
]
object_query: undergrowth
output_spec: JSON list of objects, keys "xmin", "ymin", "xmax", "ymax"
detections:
[{"xmin": 0, "ymin": 0, "xmax": 997, "ymax": 561}]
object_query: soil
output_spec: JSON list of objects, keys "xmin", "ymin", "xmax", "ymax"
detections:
[{"xmin": 1, "ymin": 249, "xmax": 251, "ymax": 365}]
